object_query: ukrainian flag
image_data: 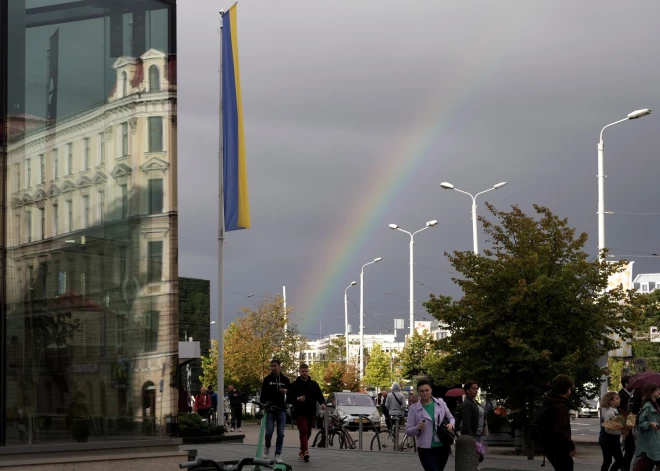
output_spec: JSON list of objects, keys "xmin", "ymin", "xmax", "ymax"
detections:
[{"xmin": 223, "ymin": 4, "xmax": 250, "ymax": 231}]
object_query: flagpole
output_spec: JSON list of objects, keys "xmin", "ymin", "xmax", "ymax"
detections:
[{"xmin": 217, "ymin": 8, "xmax": 226, "ymax": 427}]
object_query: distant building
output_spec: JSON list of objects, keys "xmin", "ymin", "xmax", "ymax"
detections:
[
  {"xmin": 633, "ymin": 273, "xmax": 660, "ymax": 294},
  {"xmin": 178, "ymin": 277, "xmax": 211, "ymax": 396},
  {"xmin": 301, "ymin": 333, "xmax": 405, "ymax": 364}
]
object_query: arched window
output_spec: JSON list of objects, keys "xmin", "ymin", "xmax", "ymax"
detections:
[
  {"xmin": 149, "ymin": 65, "xmax": 160, "ymax": 92},
  {"xmin": 121, "ymin": 71, "xmax": 128, "ymax": 97}
]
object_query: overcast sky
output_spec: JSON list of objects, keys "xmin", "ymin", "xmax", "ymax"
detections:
[{"xmin": 177, "ymin": 1, "xmax": 660, "ymax": 341}]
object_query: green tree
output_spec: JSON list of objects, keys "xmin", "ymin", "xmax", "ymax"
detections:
[
  {"xmin": 363, "ymin": 343, "xmax": 394, "ymax": 389},
  {"xmin": 309, "ymin": 362, "xmax": 327, "ymax": 391},
  {"xmin": 629, "ymin": 290, "xmax": 660, "ymax": 373},
  {"xmin": 323, "ymin": 362, "xmax": 347, "ymax": 393},
  {"xmin": 200, "ymin": 295, "xmax": 292, "ymax": 393},
  {"xmin": 400, "ymin": 330, "xmax": 436, "ymax": 379},
  {"xmin": 324, "ymin": 337, "xmax": 348, "ymax": 362},
  {"xmin": 424, "ymin": 204, "xmax": 640, "ymax": 417},
  {"xmin": 276, "ymin": 326, "xmax": 307, "ymax": 379},
  {"xmin": 341, "ymin": 358, "xmax": 361, "ymax": 392}
]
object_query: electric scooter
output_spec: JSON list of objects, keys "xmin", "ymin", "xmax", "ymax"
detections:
[{"xmin": 253, "ymin": 402, "xmax": 292, "ymax": 471}]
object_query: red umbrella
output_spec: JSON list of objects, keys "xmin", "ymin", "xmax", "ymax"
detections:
[
  {"xmin": 444, "ymin": 388, "xmax": 465, "ymax": 397},
  {"xmin": 629, "ymin": 372, "xmax": 660, "ymax": 390}
]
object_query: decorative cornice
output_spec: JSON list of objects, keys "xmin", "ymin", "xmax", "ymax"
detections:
[
  {"xmin": 140, "ymin": 157, "xmax": 170, "ymax": 173},
  {"xmin": 111, "ymin": 163, "xmax": 133, "ymax": 180}
]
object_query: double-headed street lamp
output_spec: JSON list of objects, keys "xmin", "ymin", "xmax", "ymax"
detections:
[
  {"xmin": 440, "ymin": 181, "xmax": 507, "ymax": 254},
  {"xmin": 360, "ymin": 257, "xmax": 383, "ymax": 382},
  {"xmin": 388, "ymin": 220, "xmax": 438, "ymax": 338},
  {"xmin": 344, "ymin": 281, "xmax": 357, "ymax": 361},
  {"xmin": 597, "ymin": 109, "xmax": 651, "ymax": 262}
]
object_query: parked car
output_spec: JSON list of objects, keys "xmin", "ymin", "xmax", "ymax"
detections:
[
  {"xmin": 570, "ymin": 399, "xmax": 599, "ymax": 419},
  {"xmin": 325, "ymin": 391, "xmax": 380, "ymax": 431}
]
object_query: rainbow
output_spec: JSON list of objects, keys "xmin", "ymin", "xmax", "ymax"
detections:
[{"xmin": 290, "ymin": 10, "xmax": 547, "ymax": 334}]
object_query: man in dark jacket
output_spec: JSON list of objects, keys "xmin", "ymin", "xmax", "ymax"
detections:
[
  {"xmin": 543, "ymin": 374, "xmax": 576, "ymax": 471},
  {"xmin": 259, "ymin": 358, "xmax": 290, "ymax": 463},
  {"xmin": 287, "ymin": 363, "xmax": 326, "ymax": 462},
  {"xmin": 227, "ymin": 384, "xmax": 245, "ymax": 432},
  {"xmin": 618, "ymin": 376, "xmax": 634, "ymax": 469}
]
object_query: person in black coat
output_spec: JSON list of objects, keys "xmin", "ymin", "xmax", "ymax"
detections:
[
  {"xmin": 259, "ymin": 359, "xmax": 290, "ymax": 462},
  {"xmin": 287, "ymin": 364, "xmax": 326, "ymax": 461},
  {"xmin": 543, "ymin": 375, "xmax": 576, "ymax": 471}
]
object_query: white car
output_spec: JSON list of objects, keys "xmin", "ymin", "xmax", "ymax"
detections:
[{"xmin": 570, "ymin": 399, "xmax": 599, "ymax": 419}]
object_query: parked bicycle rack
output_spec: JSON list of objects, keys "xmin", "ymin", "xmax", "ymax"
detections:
[{"xmin": 321, "ymin": 410, "xmax": 381, "ymax": 451}]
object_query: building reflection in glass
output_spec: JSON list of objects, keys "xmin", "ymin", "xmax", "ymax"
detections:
[{"xmin": 2, "ymin": 0, "xmax": 178, "ymax": 445}]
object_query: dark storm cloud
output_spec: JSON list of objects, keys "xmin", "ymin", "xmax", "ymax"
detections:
[{"xmin": 178, "ymin": 0, "xmax": 660, "ymax": 339}]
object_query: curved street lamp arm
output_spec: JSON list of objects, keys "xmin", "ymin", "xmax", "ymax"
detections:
[
  {"xmin": 475, "ymin": 187, "xmax": 496, "ymax": 200},
  {"xmin": 600, "ymin": 118, "xmax": 628, "ymax": 142},
  {"xmin": 452, "ymin": 187, "xmax": 475, "ymax": 200}
]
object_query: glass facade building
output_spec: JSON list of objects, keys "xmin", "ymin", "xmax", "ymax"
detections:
[{"xmin": 0, "ymin": 0, "xmax": 178, "ymax": 446}]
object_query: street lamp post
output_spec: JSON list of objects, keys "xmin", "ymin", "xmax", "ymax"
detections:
[
  {"xmin": 597, "ymin": 109, "xmax": 651, "ymax": 262},
  {"xmin": 344, "ymin": 281, "xmax": 357, "ymax": 362},
  {"xmin": 360, "ymin": 257, "xmax": 383, "ymax": 382},
  {"xmin": 440, "ymin": 181, "xmax": 507, "ymax": 254},
  {"xmin": 388, "ymin": 220, "xmax": 438, "ymax": 338}
]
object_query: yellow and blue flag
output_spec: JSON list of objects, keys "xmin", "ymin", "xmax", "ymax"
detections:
[{"xmin": 223, "ymin": 4, "xmax": 250, "ymax": 231}]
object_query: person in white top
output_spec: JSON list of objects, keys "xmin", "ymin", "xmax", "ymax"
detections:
[{"xmin": 598, "ymin": 391, "xmax": 625, "ymax": 471}]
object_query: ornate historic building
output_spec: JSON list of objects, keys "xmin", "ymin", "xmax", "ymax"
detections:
[{"xmin": 1, "ymin": 1, "xmax": 179, "ymax": 456}]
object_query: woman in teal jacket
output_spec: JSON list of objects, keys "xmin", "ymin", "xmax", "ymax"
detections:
[{"xmin": 634, "ymin": 382, "xmax": 660, "ymax": 471}]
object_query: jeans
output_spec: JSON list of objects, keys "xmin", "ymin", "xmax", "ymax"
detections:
[
  {"xmin": 231, "ymin": 405, "xmax": 242, "ymax": 429},
  {"xmin": 296, "ymin": 415, "xmax": 315, "ymax": 452},
  {"xmin": 600, "ymin": 440, "xmax": 624, "ymax": 471},
  {"xmin": 417, "ymin": 446, "xmax": 450, "ymax": 471},
  {"xmin": 265, "ymin": 409, "xmax": 286, "ymax": 454}
]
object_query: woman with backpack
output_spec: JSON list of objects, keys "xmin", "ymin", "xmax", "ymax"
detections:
[
  {"xmin": 598, "ymin": 391, "xmax": 625, "ymax": 471},
  {"xmin": 385, "ymin": 383, "xmax": 407, "ymax": 431},
  {"xmin": 633, "ymin": 382, "xmax": 660, "ymax": 471}
]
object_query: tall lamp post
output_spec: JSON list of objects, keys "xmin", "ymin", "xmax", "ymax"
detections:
[
  {"xmin": 440, "ymin": 181, "xmax": 507, "ymax": 254},
  {"xmin": 388, "ymin": 220, "xmax": 438, "ymax": 338},
  {"xmin": 360, "ymin": 257, "xmax": 383, "ymax": 382},
  {"xmin": 344, "ymin": 281, "xmax": 357, "ymax": 362},
  {"xmin": 598, "ymin": 109, "xmax": 651, "ymax": 262},
  {"xmin": 596, "ymin": 109, "xmax": 651, "ymax": 401}
]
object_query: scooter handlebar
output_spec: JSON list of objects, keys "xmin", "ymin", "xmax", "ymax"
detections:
[
  {"xmin": 179, "ymin": 460, "xmax": 199, "ymax": 469},
  {"xmin": 252, "ymin": 458, "xmax": 275, "ymax": 466}
]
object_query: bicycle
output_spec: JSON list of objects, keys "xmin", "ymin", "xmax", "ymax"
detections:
[
  {"xmin": 179, "ymin": 457, "xmax": 273, "ymax": 471},
  {"xmin": 311, "ymin": 413, "xmax": 358, "ymax": 450},
  {"xmin": 370, "ymin": 415, "xmax": 416, "ymax": 452}
]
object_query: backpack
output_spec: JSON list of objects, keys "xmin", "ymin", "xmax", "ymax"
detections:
[
  {"xmin": 529, "ymin": 403, "xmax": 555, "ymax": 444},
  {"xmin": 241, "ymin": 393, "xmax": 249, "ymax": 404}
]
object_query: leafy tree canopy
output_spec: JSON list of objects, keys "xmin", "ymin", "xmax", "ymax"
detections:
[{"xmin": 424, "ymin": 204, "xmax": 640, "ymax": 412}]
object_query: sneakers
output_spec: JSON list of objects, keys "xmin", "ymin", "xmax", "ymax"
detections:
[
  {"xmin": 262, "ymin": 448, "xmax": 270, "ymax": 459},
  {"xmin": 230, "ymin": 428, "xmax": 235, "ymax": 432},
  {"xmin": 303, "ymin": 451, "xmax": 310, "ymax": 462},
  {"xmin": 274, "ymin": 455, "xmax": 283, "ymax": 464},
  {"xmin": 238, "ymin": 428, "xmax": 242, "ymax": 432},
  {"xmin": 298, "ymin": 451, "xmax": 305, "ymax": 460}
]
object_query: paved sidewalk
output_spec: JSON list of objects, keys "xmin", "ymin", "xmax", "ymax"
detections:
[
  {"xmin": 184, "ymin": 443, "xmax": 604, "ymax": 471},
  {"xmin": 184, "ymin": 422, "xmax": 605, "ymax": 470}
]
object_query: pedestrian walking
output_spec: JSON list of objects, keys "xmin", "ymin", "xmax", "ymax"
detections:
[
  {"xmin": 195, "ymin": 386, "xmax": 212, "ymax": 419},
  {"xmin": 227, "ymin": 384, "xmax": 246, "ymax": 432},
  {"xmin": 460, "ymin": 380, "xmax": 488, "ymax": 464},
  {"xmin": 405, "ymin": 379, "xmax": 455, "ymax": 471},
  {"xmin": 542, "ymin": 374, "xmax": 576, "ymax": 471},
  {"xmin": 259, "ymin": 358, "xmax": 290, "ymax": 464},
  {"xmin": 288, "ymin": 363, "xmax": 326, "ymax": 462},
  {"xmin": 632, "ymin": 382, "xmax": 660, "ymax": 471},
  {"xmin": 599, "ymin": 391, "xmax": 625, "ymax": 471},
  {"xmin": 385, "ymin": 383, "xmax": 407, "ymax": 431},
  {"xmin": 619, "ymin": 377, "xmax": 636, "ymax": 469}
]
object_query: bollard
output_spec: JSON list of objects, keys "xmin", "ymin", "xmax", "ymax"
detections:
[
  {"xmin": 358, "ymin": 414, "xmax": 364, "ymax": 450},
  {"xmin": 455, "ymin": 435, "xmax": 479, "ymax": 471},
  {"xmin": 323, "ymin": 408, "xmax": 329, "ymax": 448},
  {"xmin": 394, "ymin": 416, "xmax": 399, "ymax": 453}
]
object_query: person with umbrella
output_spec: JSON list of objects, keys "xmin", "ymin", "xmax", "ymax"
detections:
[{"xmin": 632, "ymin": 382, "xmax": 660, "ymax": 471}]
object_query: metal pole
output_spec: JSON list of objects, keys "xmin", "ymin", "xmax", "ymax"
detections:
[
  {"xmin": 324, "ymin": 408, "xmax": 329, "ymax": 447},
  {"xmin": 345, "ymin": 289, "xmax": 349, "ymax": 361},
  {"xmin": 283, "ymin": 285, "xmax": 287, "ymax": 332},
  {"xmin": 471, "ymin": 199, "xmax": 478, "ymax": 255},
  {"xmin": 216, "ymin": 10, "xmax": 226, "ymax": 426},
  {"xmin": 597, "ymin": 140, "xmax": 605, "ymax": 263},
  {"xmin": 358, "ymin": 415, "xmax": 363, "ymax": 450},
  {"xmin": 409, "ymin": 237, "xmax": 414, "ymax": 338},
  {"xmin": 394, "ymin": 416, "xmax": 399, "ymax": 453},
  {"xmin": 360, "ymin": 268, "xmax": 364, "ymax": 382}
]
